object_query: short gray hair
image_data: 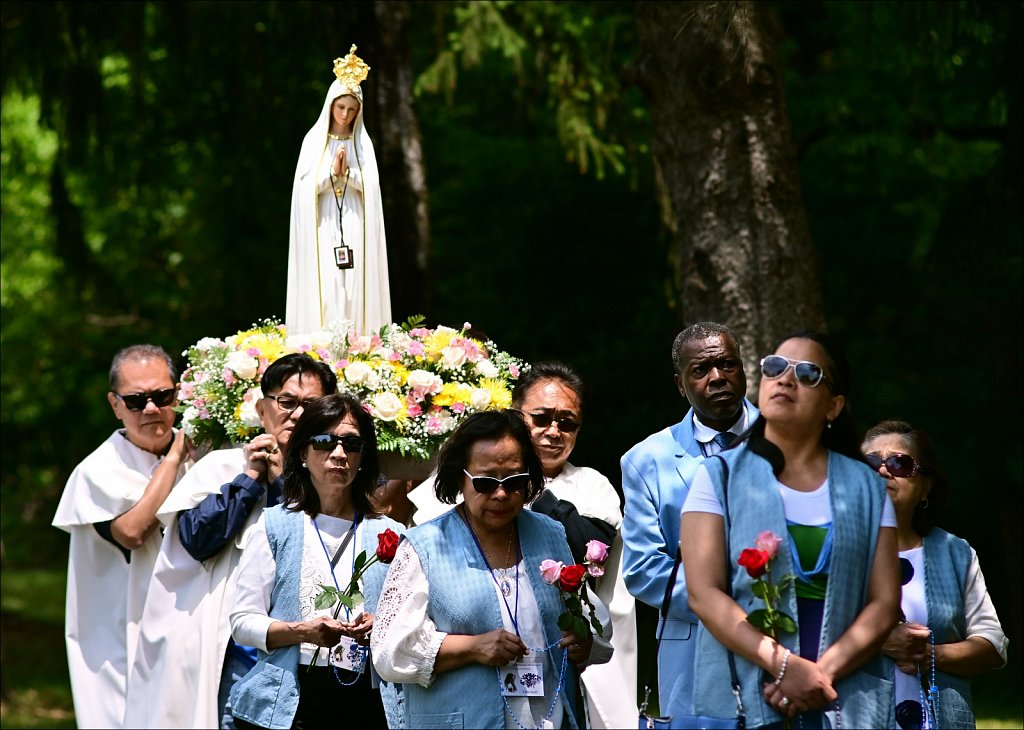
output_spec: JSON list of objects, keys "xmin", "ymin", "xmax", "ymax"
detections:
[
  {"xmin": 109, "ymin": 344, "xmax": 178, "ymax": 391},
  {"xmin": 671, "ymin": 322, "xmax": 740, "ymax": 376}
]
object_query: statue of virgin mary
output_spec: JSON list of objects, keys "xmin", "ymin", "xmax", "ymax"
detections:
[{"xmin": 286, "ymin": 46, "xmax": 391, "ymax": 335}]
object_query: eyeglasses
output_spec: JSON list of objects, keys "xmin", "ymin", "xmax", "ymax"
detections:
[
  {"xmin": 113, "ymin": 388, "xmax": 177, "ymax": 411},
  {"xmin": 308, "ymin": 434, "xmax": 365, "ymax": 453},
  {"xmin": 265, "ymin": 394, "xmax": 320, "ymax": 412},
  {"xmin": 865, "ymin": 453, "xmax": 923, "ymax": 478},
  {"xmin": 526, "ymin": 411, "xmax": 581, "ymax": 434},
  {"xmin": 760, "ymin": 355, "xmax": 833, "ymax": 389},
  {"xmin": 462, "ymin": 469, "xmax": 532, "ymax": 495}
]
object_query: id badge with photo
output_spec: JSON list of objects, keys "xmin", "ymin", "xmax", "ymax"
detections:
[
  {"xmin": 330, "ymin": 637, "xmax": 366, "ymax": 672},
  {"xmin": 499, "ymin": 654, "xmax": 544, "ymax": 697}
]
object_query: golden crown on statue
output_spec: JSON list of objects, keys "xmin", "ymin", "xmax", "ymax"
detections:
[{"xmin": 333, "ymin": 45, "xmax": 371, "ymax": 92}]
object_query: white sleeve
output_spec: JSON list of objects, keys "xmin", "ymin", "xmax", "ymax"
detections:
[
  {"xmin": 881, "ymin": 493, "xmax": 898, "ymax": 528},
  {"xmin": 230, "ymin": 514, "xmax": 276, "ymax": 651},
  {"xmin": 370, "ymin": 540, "xmax": 447, "ymax": 687},
  {"xmin": 963, "ymin": 548, "xmax": 1009, "ymax": 665},
  {"xmin": 680, "ymin": 464, "xmax": 724, "ymax": 516}
]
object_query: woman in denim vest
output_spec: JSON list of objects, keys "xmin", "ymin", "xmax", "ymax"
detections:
[
  {"xmin": 229, "ymin": 394, "xmax": 405, "ymax": 729},
  {"xmin": 863, "ymin": 420, "xmax": 1007, "ymax": 729},
  {"xmin": 681, "ymin": 331, "xmax": 901, "ymax": 728},
  {"xmin": 372, "ymin": 410, "xmax": 599, "ymax": 729}
]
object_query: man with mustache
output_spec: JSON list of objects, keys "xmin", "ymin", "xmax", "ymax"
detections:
[
  {"xmin": 620, "ymin": 322, "xmax": 758, "ymax": 721},
  {"xmin": 54, "ymin": 344, "xmax": 190, "ymax": 729}
]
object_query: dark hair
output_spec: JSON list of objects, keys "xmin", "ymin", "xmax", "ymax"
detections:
[
  {"xmin": 672, "ymin": 322, "xmax": 740, "ymax": 377},
  {"xmin": 109, "ymin": 344, "xmax": 178, "ymax": 390},
  {"xmin": 745, "ymin": 329, "xmax": 863, "ymax": 474},
  {"xmin": 281, "ymin": 393, "xmax": 380, "ymax": 517},
  {"xmin": 511, "ymin": 361, "xmax": 586, "ymax": 418},
  {"xmin": 863, "ymin": 420, "xmax": 949, "ymax": 536},
  {"xmin": 260, "ymin": 353, "xmax": 337, "ymax": 396},
  {"xmin": 434, "ymin": 410, "xmax": 545, "ymax": 505}
]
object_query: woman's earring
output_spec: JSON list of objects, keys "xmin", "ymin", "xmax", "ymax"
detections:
[
  {"xmin": 920, "ymin": 498, "xmax": 929, "ymax": 509},
  {"xmin": 826, "ymin": 420, "xmax": 833, "ymax": 430},
  {"xmin": 301, "ymin": 462, "xmax": 307, "ymax": 469}
]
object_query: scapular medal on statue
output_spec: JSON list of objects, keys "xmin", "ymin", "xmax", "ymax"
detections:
[{"xmin": 333, "ymin": 167, "xmax": 355, "ymax": 270}]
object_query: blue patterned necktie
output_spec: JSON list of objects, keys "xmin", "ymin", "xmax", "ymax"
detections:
[{"xmin": 713, "ymin": 431, "xmax": 737, "ymax": 450}]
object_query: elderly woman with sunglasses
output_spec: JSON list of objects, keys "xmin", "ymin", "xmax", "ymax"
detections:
[
  {"xmin": 680, "ymin": 331, "xmax": 901, "ymax": 728},
  {"xmin": 228, "ymin": 393, "xmax": 405, "ymax": 730},
  {"xmin": 862, "ymin": 420, "xmax": 1007, "ymax": 729},
  {"xmin": 371, "ymin": 410, "xmax": 600, "ymax": 729}
]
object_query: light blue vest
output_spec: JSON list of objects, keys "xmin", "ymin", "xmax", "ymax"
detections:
[
  {"xmin": 401, "ymin": 509, "xmax": 580, "ymax": 730},
  {"xmin": 230, "ymin": 505, "xmax": 406, "ymax": 729},
  {"xmin": 692, "ymin": 447, "xmax": 895, "ymax": 729},
  {"xmin": 921, "ymin": 528, "xmax": 976, "ymax": 729}
]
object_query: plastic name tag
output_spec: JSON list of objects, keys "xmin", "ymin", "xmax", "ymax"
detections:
[
  {"xmin": 330, "ymin": 637, "xmax": 366, "ymax": 672},
  {"xmin": 499, "ymin": 654, "xmax": 544, "ymax": 697}
]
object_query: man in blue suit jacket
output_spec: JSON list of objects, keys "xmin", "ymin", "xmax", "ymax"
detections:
[{"xmin": 621, "ymin": 321, "xmax": 758, "ymax": 718}]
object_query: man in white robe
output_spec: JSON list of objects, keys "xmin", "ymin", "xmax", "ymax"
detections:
[
  {"xmin": 52, "ymin": 345, "xmax": 190, "ymax": 729},
  {"xmin": 124, "ymin": 354, "xmax": 336, "ymax": 729}
]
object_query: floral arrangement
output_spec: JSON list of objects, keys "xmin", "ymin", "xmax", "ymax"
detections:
[
  {"xmin": 176, "ymin": 315, "xmax": 529, "ymax": 458},
  {"xmin": 540, "ymin": 541, "xmax": 609, "ymax": 640},
  {"xmin": 738, "ymin": 530, "xmax": 796, "ymax": 639}
]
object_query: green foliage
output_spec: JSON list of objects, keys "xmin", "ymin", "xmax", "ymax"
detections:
[{"xmin": 416, "ymin": 0, "xmax": 642, "ymax": 178}]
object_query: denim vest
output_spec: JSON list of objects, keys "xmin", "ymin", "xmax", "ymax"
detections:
[
  {"xmin": 692, "ymin": 447, "xmax": 895, "ymax": 729},
  {"xmin": 230, "ymin": 506, "xmax": 405, "ymax": 729},
  {"xmin": 921, "ymin": 529, "xmax": 976, "ymax": 728},
  {"xmin": 401, "ymin": 509, "xmax": 580, "ymax": 730}
]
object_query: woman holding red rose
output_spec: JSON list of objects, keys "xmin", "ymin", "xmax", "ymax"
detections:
[
  {"xmin": 228, "ymin": 394, "xmax": 406, "ymax": 729},
  {"xmin": 681, "ymin": 331, "xmax": 901, "ymax": 728},
  {"xmin": 371, "ymin": 410, "xmax": 602, "ymax": 729}
]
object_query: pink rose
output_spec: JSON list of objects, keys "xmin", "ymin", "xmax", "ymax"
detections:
[
  {"xmin": 540, "ymin": 559, "xmax": 564, "ymax": 585},
  {"xmin": 509, "ymin": 363, "xmax": 521, "ymax": 378},
  {"xmin": 584, "ymin": 540, "xmax": 609, "ymax": 565},
  {"xmin": 586, "ymin": 563, "xmax": 605, "ymax": 578},
  {"xmin": 754, "ymin": 530, "xmax": 783, "ymax": 559},
  {"xmin": 407, "ymin": 403, "xmax": 423, "ymax": 418}
]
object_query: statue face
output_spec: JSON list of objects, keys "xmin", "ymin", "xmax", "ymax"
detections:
[{"xmin": 330, "ymin": 95, "xmax": 360, "ymax": 135}]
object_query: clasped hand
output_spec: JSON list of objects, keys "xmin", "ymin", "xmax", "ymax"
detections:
[
  {"xmin": 339, "ymin": 611, "xmax": 374, "ymax": 647},
  {"xmin": 332, "ymin": 147, "xmax": 348, "ymax": 178},
  {"xmin": 474, "ymin": 629, "xmax": 528, "ymax": 668},
  {"xmin": 558, "ymin": 630, "xmax": 593, "ymax": 666},
  {"xmin": 882, "ymin": 621, "xmax": 932, "ymax": 674},
  {"xmin": 761, "ymin": 653, "xmax": 837, "ymax": 719}
]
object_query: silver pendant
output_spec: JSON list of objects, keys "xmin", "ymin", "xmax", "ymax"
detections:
[{"xmin": 500, "ymin": 578, "xmax": 512, "ymax": 597}]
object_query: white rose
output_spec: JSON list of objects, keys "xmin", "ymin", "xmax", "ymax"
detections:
[
  {"xmin": 441, "ymin": 346, "xmax": 467, "ymax": 369},
  {"xmin": 407, "ymin": 369, "xmax": 441, "ymax": 393},
  {"xmin": 475, "ymin": 359, "xmax": 499, "ymax": 379},
  {"xmin": 470, "ymin": 388, "xmax": 492, "ymax": 410},
  {"xmin": 194, "ymin": 337, "xmax": 223, "ymax": 352},
  {"xmin": 180, "ymin": 406, "xmax": 199, "ymax": 437},
  {"xmin": 372, "ymin": 392, "xmax": 404, "ymax": 421},
  {"xmin": 240, "ymin": 388, "xmax": 263, "ymax": 428},
  {"xmin": 344, "ymin": 361, "xmax": 373, "ymax": 385},
  {"xmin": 225, "ymin": 350, "xmax": 259, "ymax": 380},
  {"xmin": 308, "ymin": 329, "xmax": 333, "ymax": 349}
]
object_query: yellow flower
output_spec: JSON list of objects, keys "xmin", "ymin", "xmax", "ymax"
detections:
[
  {"xmin": 422, "ymin": 328, "xmax": 458, "ymax": 357},
  {"xmin": 433, "ymin": 382, "xmax": 473, "ymax": 407},
  {"xmin": 477, "ymin": 378, "xmax": 512, "ymax": 409},
  {"xmin": 390, "ymin": 363, "xmax": 410, "ymax": 385},
  {"xmin": 236, "ymin": 333, "xmax": 289, "ymax": 362}
]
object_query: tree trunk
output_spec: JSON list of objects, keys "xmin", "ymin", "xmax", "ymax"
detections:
[
  {"xmin": 369, "ymin": 0, "xmax": 433, "ymax": 324},
  {"xmin": 636, "ymin": 1, "xmax": 825, "ymax": 385}
]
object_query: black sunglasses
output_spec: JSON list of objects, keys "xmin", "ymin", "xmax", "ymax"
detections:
[
  {"xmin": 265, "ymin": 394, "xmax": 320, "ymax": 412},
  {"xmin": 462, "ymin": 469, "xmax": 532, "ymax": 495},
  {"xmin": 526, "ymin": 411, "xmax": 581, "ymax": 434},
  {"xmin": 113, "ymin": 387, "xmax": 177, "ymax": 411},
  {"xmin": 865, "ymin": 452, "xmax": 923, "ymax": 478},
  {"xmin": 308, "ymin": 434, "xmax": 365, "ymax": 453},
  {"xmin": 760, "ymin": 355, "xmax": 833, "ymax": 389}
]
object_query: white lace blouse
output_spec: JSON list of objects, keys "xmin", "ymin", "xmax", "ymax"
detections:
[
  {"xmin": 230, "ymin": 511, "xmax": 363, "ymax": 667},
  {"xmin": 371, "ymin": 540, "xmax": 565, "ymax": 729}
]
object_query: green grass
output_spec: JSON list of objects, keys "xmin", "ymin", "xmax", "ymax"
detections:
[{"xmin": 1, "ymin": 569, "xmax": 74, "ymax": 729}]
